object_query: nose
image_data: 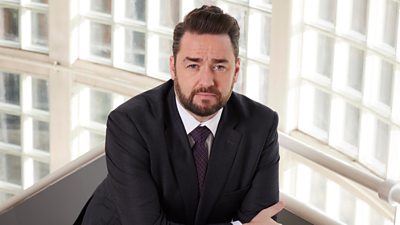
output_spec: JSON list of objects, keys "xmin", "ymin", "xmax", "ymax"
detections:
[{"xmin": 199, "ymin": 66, "xmax": 214, "ymax": 87}]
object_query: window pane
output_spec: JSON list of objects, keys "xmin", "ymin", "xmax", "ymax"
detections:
[
  {"xmin": 158, "ymin": 36, "xmax": 172, "ymax": 74},
  {"xmin": 0, "ymin": 192, "xmax": 14, "ymax": 204},
  {"xmin": 33, "ymin": 160, "xmax": 49, "ymax": 182},
  {"xmin": 313, "ymin": 89, "xmax": 330, "ymax": 131},
  {"xmin": 159, "ymin": 0, "xmax": 180, "ymax": 29},
  {"xmin": 338, "ymin": 189, "xmax": 356, "ymax": 225},
  {"xmin": 125, "ymin": 29, "xmax": 145, "ymax": 68},
  {"xmin": 31, "ymin": 0, "xmax": 48, "ymax": 4},
  {"xmin": 309, "ymin": 172, "xmax": 327, "ymax": 211},
  {"xmin": 125, "ymin": 0, "xmax": 146, "ymax": 22},
  {"xmin": 249, "ymin": 11, "xmax": 271, "ymax": 58},
  {"xmin": 90, "ymin": 22, "xmax": 111, "ymax": 59},
  {"xmin": 351, "ymin": 0, "xmax": 367, "ymax": 34},
  {"xmin": 0, "ymin": 153, "xmax": 21, "ymax": 185},
  {"xmin": 0, "ymin": 7, "xmax": 19, "ymax": 42},
  {"xmin": 90, "ymin": 132, "xmax": 105, "ymax": 149},
  {"xmin": 347, "ymin": 47, "xmax": 364, "ymax": 92},
  {"xmin": 379, "ymin": 60, "xmax": 393, "ymax": 107},
  {"xmin": 32, "ymin": 78, "xmax": 49, "ymax": 111},
  {"xmin": 0, "ymin": 113, "xmax": 21, "ymax": 146},
  {"xmin": 316, "ymin": 34, "xmax": 334, "ymax": 78},
  {"xmin": 90, "ymin": 89, "xmax": 113, "ymax": 124},
  {"xmin": 374, "ymin": 120, "xmax": 389, "ymax": 164},
  {"xmin": 223, "ymin": 4, "xmax": 247, "ymax": 52},
  {"xmin": 33, "ymin": 119, "xmax": 49, "ymax": 152},
  {"xmin": 343, "ymin": 103, "xmax": 360, "ymax": 147},
  {"xmin": 90, "ymin": 0, "xmax": 112, "ymax": 14},
  {"xmin": 0, "ymin": 72, "xmax": 20, "ymax": 105},
  {"xmin": 245, "ymin": 62, "xmax": 268, "ymax": 104},
  {"xmin": 31, "ymin": 11, "xmax": 48, "ymax": 47},
  {"xmin": 318, "ymin": 0, "xmax": 336, "ymax": 23},
  {"xmin": 383, "ymin": 0, "xmax": 398, "ymax": 47}
]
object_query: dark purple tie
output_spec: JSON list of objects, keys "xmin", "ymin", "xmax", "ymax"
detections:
[{"xmin": 190, "ymin": 126, "xmax": 211, "ymax": 194}]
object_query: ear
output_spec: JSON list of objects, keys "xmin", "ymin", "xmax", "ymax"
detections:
[
  {"xmin": 170, "ymin": 56, "xmax": 176, "ymax": 80},
  {"xmin": 233, "ymin": 57, "xmax": 240, "ymax": 83}
]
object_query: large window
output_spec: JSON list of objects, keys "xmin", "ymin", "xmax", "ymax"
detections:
[
  {"xmin": 0, "ymin": 71, "xmax": 49, "ymax": 200},
  {"xmin": 0, "ymin": 0, "xmax": 48, "ymax": 52},
  {"xmin": 300, "ymin": 0, "xmax": 400, "ymax": 180}
]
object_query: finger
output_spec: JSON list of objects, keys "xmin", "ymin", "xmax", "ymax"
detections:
[{"xmin": 259, "ymin": 201, "xmax": 285, "ymax": 218}]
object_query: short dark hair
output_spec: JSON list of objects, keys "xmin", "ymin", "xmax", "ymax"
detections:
[{"xmin": 172, "ymin": 5, "xmax": 240, "ymax": 59}]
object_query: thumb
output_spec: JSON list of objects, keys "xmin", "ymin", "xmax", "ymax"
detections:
[{"xmin": 252, "ymin": 201, "xmax": 285, "ymax": 222}]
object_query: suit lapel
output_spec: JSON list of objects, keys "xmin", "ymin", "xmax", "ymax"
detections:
[
  {"xmin": 165, "ymin": 90, "xmax": 199, "ymax": 224},
  {"xmin": 195, "ymin": 101, "xmax": 242, "ymax": 225}
]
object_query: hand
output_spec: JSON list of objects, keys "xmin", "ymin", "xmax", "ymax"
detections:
[{"xmin": 244, "ymin": 201, "xmax": 284, "ymax": 225}]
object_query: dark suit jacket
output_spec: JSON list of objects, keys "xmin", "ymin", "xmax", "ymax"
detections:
[{"xmin": 81, "ymin": 80, "xmax": 279, "ymax": 225}]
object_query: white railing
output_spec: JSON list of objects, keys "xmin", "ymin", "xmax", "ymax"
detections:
[{"xmin": 278, "ymin": 132, "xmax": 400, "ymax": 207}]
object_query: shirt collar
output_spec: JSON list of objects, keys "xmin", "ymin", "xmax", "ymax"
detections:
[{"xmin": 175, "ymin": 95, "xmax": 222, "ymax": 136}]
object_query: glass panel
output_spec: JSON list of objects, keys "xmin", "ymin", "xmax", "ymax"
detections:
[
  {"xmin": 374, "ymin": 120, "xmax": 389, "ymax": 164},
  {"xmin": 158, "ymin": 36, "xmax": 172, "ymax": 74},
  {"xmin": 318, "ymin": 0, "xmax": 336, "ymax": 23},
  {"xmin": 233, "ymin": 60, "xmax": 246, "ymax": 94},
  {"xmin": 338, "ymin": 189, "xmax": 356, "ymax": 225},
  {"xmin": 224, "ymin": 4, "xmax": 247, "ymax": 52},
  {"xmin": 379, "ymin": 60, "xmax": 393, "ymax": 107},
  {"xmin": 383, "ymin": 0, "xmax": 398, "ymax": 47},
  {"xmin": 31, "ymin": 11, "xmax": 48, "ymax": 47},
  {"xmin": 159, "ymin": 0, "xmax": 180, "ymax": 29},
  {"xmin": 313, "ymin": 89, "xmax": 330, "ymax": 131},
  {"xmin": 0, "ymin": 113, "xmax": 21, "ymax": 146},
  {"xmin": 90, "ymin": 132, "xmax": 105, "ymax": 149},
  {"xmin": 309, "ymin": 172, "xmax": 327, "ymax": 211},
  {"xmin": 351, "ymin": 0, "xmax": 367, "ymax": 34},
  {"xmin": 33, "ymin": 161, "xmax": 49, "ymax": 182},
  {"xmin": 90, "ymin": 89, "xmax": 113, "ymax": 124},
  {"xmin": 90, "ymin": 22, "xmax": 111, "ymax": 59},
  {"xmin": 251, "ymin": 0, "xmax": 272, "ymax": 6},
  {"xmin": 347, "ymin": 47, "xmax": 364, "ymax": 92},
  {"xmin": 249, "ymin": 11, "xmax": 271, "ymax": 58},
  {"xmin": 316, "ymin": 34, "xmax": 334, "ymax": 78},
  {"xmin": 0, "ymin": 153, "xmax": 21, "ymax": 185},
  {"xmin": 246, "ymin": 62, "xmax": 268, "ymax": 104},
  {"xmin": 31, "ymin": 0, "xmax": 48, "ymax": 4},
  {"xmin": 32, "ymin": 78, "xmax": 49, "ymax": 111},
  {"xmin": 0, "ymin": 7, "xmax": 19, "ymax": 42},
  {"xmin": 125, "ymin": 0, "xmax": 146, "ymax": 22},
  {"xmin": 0, "ymin": 192, "xmax": 14, "ymax": 204},
  {"xmin": 90, "ymin": 0, "xmax": 112, "ymax": 14},
  {"xmin": 33, "ymin": 119, "xmax": 49, "ymax": 152},
  {"xmin": 0, "ymin": 72, "xmax": 20, "ymax": 105},
  {"xmin": 343, "ymin": 103, "xmax": 360, "ymax": 147},
  {"xmin": 125, "ymin": 29, "xmax": 145, "ymax": 68}
]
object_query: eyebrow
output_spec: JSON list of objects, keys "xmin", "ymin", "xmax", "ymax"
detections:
[{"xmin": 184, "ymin": 57, "xmax": 229, "ymax": 64}]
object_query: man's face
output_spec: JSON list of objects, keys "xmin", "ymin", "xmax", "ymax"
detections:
[{"xmin": 170, "ymin": 32, "xmax": 240, "ymax": 121}]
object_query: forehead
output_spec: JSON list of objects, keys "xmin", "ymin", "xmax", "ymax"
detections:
[{"xmin": 178, "ymin": 32, "xmax": 236, "ymax": 59}]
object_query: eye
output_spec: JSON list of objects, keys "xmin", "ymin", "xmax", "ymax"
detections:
[
  {"xmin": 213, "ymin": 65, "xmax": 226, "ymax": 72},
  {"xmin": 186, "ymin": 64, "xmax": 199, "ymax": 70}
]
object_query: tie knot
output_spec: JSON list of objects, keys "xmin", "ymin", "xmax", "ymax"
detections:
[{"xmin": 190, "ymin": 126, "xmax": 211, "ymax": 143}]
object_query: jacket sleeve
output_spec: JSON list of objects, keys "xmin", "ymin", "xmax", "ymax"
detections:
[{"xmin": 236, "ymin": 112, "xmax": 280, "ymax": 223}]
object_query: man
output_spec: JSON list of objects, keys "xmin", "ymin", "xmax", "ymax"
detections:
[{"xmin": 80, "ymin": 5, "xmax": 283, "ymax": 225}]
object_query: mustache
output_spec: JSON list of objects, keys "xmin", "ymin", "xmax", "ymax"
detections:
[{"xmin": 192, "ymin": 86, "xmax": 220, "ymax": 95}]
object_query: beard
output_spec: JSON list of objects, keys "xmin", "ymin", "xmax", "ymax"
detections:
[{"xmin": 174, "ymin": 75, "xmax": 234, "ymax": 117}]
